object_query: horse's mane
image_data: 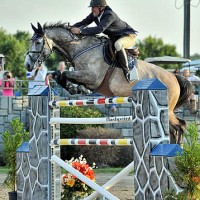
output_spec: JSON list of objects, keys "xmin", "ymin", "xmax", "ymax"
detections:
[
  {"xmin": 43, "ymin": 21, "xmax": 109, "ymax": 43},
  {"xmin": 43, "ymin": 22, "xmax": 71, "ymax": 30}
]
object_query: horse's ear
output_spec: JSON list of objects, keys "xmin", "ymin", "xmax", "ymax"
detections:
[
  {"xmin": 31, "ymin": 23, "xmax": 38, "ymax": 33},
  {"xmin": 37, "ymin": 22, "xmax": 43, "ymax": 34}
]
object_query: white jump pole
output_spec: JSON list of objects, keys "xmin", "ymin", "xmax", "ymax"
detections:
[
  {"xmin": 50, "ymin": 116, "xmax": 133, "ymax": 125},
  {"xmin": 85, "ymin": 161, "xmax": 134, "ymax": 200},
  {"xmin": 51, "ymin": 155, "xmax": 119, "ymax": 200}
]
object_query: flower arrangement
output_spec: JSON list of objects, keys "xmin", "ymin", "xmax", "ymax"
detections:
[{"xmin": 61, "ymin": 156, "xmax": 95, "ymax": 200}]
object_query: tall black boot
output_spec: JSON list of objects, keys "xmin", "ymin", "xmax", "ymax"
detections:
[{"xmin": 117, "ymin": 49, "xmax": 131, "ymax": 82}]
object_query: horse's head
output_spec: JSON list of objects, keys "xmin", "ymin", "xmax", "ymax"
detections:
[{"xmin": 24, "ymin": 22, "xmax": 52, "ymax": 71}]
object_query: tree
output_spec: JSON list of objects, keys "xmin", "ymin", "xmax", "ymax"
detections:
[
  {"xmin": 190, "ymin": 53, "xmax": 200, "ymax": 60},
  {"xmin": 0, "ymin": 28, "xmax": 30, "ymax": 78},
  {"xmin": 45, "ymin": 53, "xmax": 67, "ymax": 71},
  {"xmin": 137, "ymin": 36, "xmax": 180, "ymax": 69},
  {"xmin": 0, "ymin": 27, "xmax": 72, "ymax": 78}
]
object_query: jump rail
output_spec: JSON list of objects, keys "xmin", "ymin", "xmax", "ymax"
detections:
[
  {"xmin": 51, "ymin": 155, "xmax": 119, "ymax": 200},
  {"xmin": 51, "ymin": 138, "xmax": 133, "ymax": 146},
  {"xmin": 85, "ymin": 161, "xmax": 134, "ymax": 200},
  {"xmin": 49, "ymin": 97, "xmax": 132, "ymax": 107},
  {"xmin": 16, "ymin": 79, "xmax": 181, "ymax": 200},
  {"xmin": 50, "ymin": 116, "xmax": 133, "ymax": 124}
]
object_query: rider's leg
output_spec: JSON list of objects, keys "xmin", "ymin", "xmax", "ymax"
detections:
[{"xmin": 114, "ymin": 34, "xmax": 136, "ymax": 82}]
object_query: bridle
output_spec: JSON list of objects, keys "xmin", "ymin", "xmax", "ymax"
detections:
[
  {"xmin": 26, "ymin": 28, "xmax": 95, "ymax": 69},
  {"xmin": 26, "ymin": 34, "xmax": 53, "ymax": 68}
]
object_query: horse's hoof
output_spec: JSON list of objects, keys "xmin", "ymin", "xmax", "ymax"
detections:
[
  {"xmin": 78, "ymin": 85, "xmax": 92, "ymax": 94},
  {"xmin": 169, "ymin": 123, "xmax": 185, "ymax": 145}
]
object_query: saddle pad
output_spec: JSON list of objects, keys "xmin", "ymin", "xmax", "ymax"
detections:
[{"xmin": 129, "ymin": 58, "xmax": 139, "ymax": 81}]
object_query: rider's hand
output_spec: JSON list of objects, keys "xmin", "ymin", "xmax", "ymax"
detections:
[{"xmin": 71, "ymin": 27, "xmax": 81, "ymax": 34}]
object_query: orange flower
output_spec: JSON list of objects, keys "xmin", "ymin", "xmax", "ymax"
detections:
[
  {"xmin": 67, "ymin": 178, "xmax": 75, "ymax": 187},
  {"xmin": 192, "ymin": 177, "xmax": 200, "ymax": 184},
  {"xmin": 72, "ymin": 162, "xmax": 95, "ymax": 181},
  {"xmin": 62, "ymin": 174, "xmax": 67, "ymax": 179}
]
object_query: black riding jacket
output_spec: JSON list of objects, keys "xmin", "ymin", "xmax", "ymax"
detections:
[{"xmin": 73, "ymin": 6, "xmax": 137, "ymax": 39}]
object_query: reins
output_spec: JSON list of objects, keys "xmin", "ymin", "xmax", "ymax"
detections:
[{"xmin": 27, "ymin": 27, "xmax": 105, "ymax": 68}]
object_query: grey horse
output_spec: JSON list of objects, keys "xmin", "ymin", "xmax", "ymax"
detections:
[{"xmin": 24, "ymin": 22, "xmax": 192, "ymax": 144}]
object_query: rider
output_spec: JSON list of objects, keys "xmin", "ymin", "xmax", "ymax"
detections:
[{"xmin": 71, "ymin": 0, "xmax": 137, "ymax": 82}]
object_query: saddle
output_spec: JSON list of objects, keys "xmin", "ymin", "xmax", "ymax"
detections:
[
  {"xmin": 103, "ymin": 40, "xmax": 140, "ymax": 66},
  {"xmin": 96, "ymin": 40, "xmax": 139, "ymax": 97}
]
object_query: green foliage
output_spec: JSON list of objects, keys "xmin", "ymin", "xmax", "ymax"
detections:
[
  {"xmin": 94, "ymin": 167, "xmax": 125, "ymax": 174},
  {"xmin": 137, "ymin": 36, "xmax": 180, "ymax": 69},
  {"xmin": 74, "ymin": 127, "xmax": 133, "ymax": 167},
  {"xmin": 60, "ymin": 106, "xmax": 102, "ymax": 160},
  {"xmin": 165, "ymin": 123, "xmax": 200, "ymax": 199},
  {"xmin": 0, "ymin": 27, "xmax": 72, "ymax": 76},
  {"xmin": 2, "ymin": 118, "xmax": 29, "ymax": 191},
  {"xmin": 0, "ymin": 166, "xmax": 10, "ymax": 174},
  {"xmin": 45, "ymin": 53, "xmax": 68, "ymax": 71},
  {"xmin": 195, "ymin": 70, "xmax": 200, "ymax": 77},
  {"xmin": 60, "ymin": 106, "xmax": 102, "ymax": 138},
  {"xmin": 190, "ymin": 53, "xmax": 200, "ymax": 60},
  {"xmin": 138, "ymin": 36, "xmax": 179, "ymax": 59},
  {"xmin": 62, "ymin": 181, "xmax": 93, "ymax": 200},
  {"xmin": 0, "ymin": 28, "xmax": 31, "ymax": 78}
]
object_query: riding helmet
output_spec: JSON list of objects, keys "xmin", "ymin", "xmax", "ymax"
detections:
[{"xmin": 89, "ymin": 0, "xmax": 107, "ymax": 7}]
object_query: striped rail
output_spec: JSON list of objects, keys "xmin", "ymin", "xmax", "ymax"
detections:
[
  {"xmin": 51, "ymin": 139, "xmax": 134, "ymax": 146},
  {"xmin": 49, "ymin": 97, "xmax": 132, "ymax": 107}
]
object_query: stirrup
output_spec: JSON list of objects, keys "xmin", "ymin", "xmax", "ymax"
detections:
[{"xmin": 125, "ymin": 72, "xmax": 134, "ymax": 83}]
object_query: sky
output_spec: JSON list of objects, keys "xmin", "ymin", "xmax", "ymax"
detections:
[{"xmin": 0, "ymin": 0, "xmax": 199, "ymax": 56}]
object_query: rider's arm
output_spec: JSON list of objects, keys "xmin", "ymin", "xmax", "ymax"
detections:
[
  {"xmin": 81, "ymin": 12, "xmax": 115, "ymax": 35},
  {"xmin": 73, "ymin": 13, "xmax": 94, "ymax": 28}
]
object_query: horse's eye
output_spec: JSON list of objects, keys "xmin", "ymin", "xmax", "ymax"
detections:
[{"xmin": 36, "ymin": 41, "xmax": 41, "ymax": 45}]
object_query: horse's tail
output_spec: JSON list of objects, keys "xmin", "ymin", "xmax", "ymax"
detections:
[{"xmin": 175, "ymin": 74, "xmax": 193, "ymax": 109}]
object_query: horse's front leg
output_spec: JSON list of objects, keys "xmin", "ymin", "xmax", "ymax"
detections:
[{"xmin": 64, "ymin": 70, "xmax": 97, "ymax": 85}]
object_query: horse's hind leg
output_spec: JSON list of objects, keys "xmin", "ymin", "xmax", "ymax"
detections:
[{"xmin": 169, "ymin": 112, "xmax": 186, "ymax": 144}]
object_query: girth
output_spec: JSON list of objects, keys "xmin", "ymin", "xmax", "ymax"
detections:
[{"xmin": 96, "ymin": 66, "xmax": 115, "ymax": 97}]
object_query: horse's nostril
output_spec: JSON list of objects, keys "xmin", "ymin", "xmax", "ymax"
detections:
[{"xmin": 26, "ymin": 64, "xmax": 32, "ymax": 72}]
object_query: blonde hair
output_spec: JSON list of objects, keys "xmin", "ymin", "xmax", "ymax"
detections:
[
  {"xmin": 183, "ymin": 69, "xmax": 190, "ymax": 77},
  {"xmin": 59, "ymin": 61, "xmax": 66, "ymax": 66},
  {"xmin": 4, "ymin": 71, "xmax": 13, "ymax": 78}
]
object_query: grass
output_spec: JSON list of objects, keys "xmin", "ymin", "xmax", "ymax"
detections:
[
  {"xmin": 0, "ymin": 166, "xmax": 10, "ymax": 174},
  {"xmin": 1, "ymin": 166, "xmax": 133, "ymax": 175},
  {"xmin": 1, "ymin": 164, "xmax": 132, "ymax": 174},
  {"xmin": 61, "ymin": 167, "xmax": 133, "ymax": 174},
  {"xmin": 94, "ymin": 168, "xmax": 124, "ymax": 174}
]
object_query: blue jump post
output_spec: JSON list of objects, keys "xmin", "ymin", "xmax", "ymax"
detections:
[{"xmin": 131, "ymin": 78, "xmax": 182, "ymax": 200}]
